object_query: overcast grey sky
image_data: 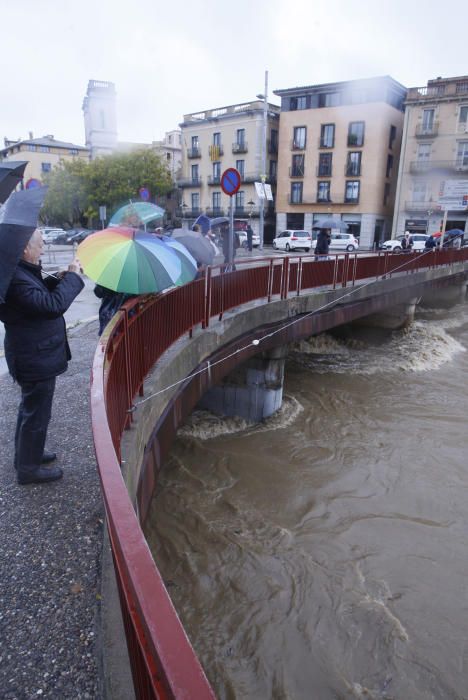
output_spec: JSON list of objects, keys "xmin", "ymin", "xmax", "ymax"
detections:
[{"xmin": 1, "ymin": 0, "xmax": 466, "ymax": 147}]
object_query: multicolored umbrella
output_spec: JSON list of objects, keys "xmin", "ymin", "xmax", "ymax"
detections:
[
  {"xmin": 77, "ymin": 227, "xmax": 196, "ymax": 294},
  {"xmin": 109, "ymin": 201, "xmax": 165, "ymax": 227}
]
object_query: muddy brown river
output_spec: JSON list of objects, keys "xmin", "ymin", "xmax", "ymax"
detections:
[{"xmin": 146, "ymin": 297, "xmax": 468, "ymax": 699}]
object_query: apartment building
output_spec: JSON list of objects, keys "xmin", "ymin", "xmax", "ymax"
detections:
[
  {"xmin": 178, "ymin": 101, "xmax": 280, "ymax": 238},
  {"xmin": 393, "ymin": 75, "xmax": 468, "ymax": 238},
  {"xmin": 273, "ymin": 76, "xmax": 407, "ymax": 248},
  {"xmin": 0, "ymin": 134, "xmax": 89, "ymax": 187}
]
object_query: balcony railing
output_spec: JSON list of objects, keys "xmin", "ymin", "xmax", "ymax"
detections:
[
  {"xmin": 318, "ymin": 138, "xmax": 334, "ymax": 149},
  {"xmin": 289, "ymin": 166, "xmax": 305, "ymax": 177},
  {"xmin": 177, "ymin": 176, "xmax": 202, "ymax": 187},
  {"xmin": 207, "ymin": 175, "xmax": 221, "ymax": 185},
  {"xmin": 345, "ymin": 166, "xmax": 362, "ymax": 177},
  {"xmin": 205, "ymin": 208, "xmax": 225, "ymax": 217},
  {"xmin": 415, "ymin": 121, "xmax": 439, "ymax": 137},
  {"xmin": 405, "ymin": 200, "xmax": 441, "ymax": 212},
  {"xmin": 287, "ymin": 193, "xmax": 359, "ymax": 205},
  {"xmin": 232, "ymin": 142, "xmax": 248, "ymax": 153},
  {"xmin": 409, "ymin": 160, "xmax": 468, "ymax": 174},
  {"xmin": 316, "ymin": 166, "xmax": 333, "ymax": 177},
  {"xmin": 290, "ymin": 140, "xmax": 306, "ymax": 150},
  {"xmin": 178, "ymin": 207, "xmax": 202, "ymax": 218},
  {"xmin": 187, "ymin": 147, "xmax": 201, "ymax": 158}
]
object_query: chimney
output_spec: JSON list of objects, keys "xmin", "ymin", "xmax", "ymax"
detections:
[{"xmin": 29, "ymin": 131, "xmax": 33, "ymax": 140}]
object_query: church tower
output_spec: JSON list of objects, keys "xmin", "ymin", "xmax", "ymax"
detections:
[{"xmin": 82, "ymin": 80, "xmax": 117, "ymax": 159}]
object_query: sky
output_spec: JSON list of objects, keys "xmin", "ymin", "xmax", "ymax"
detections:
[{"xmin": 1, "ymin": 0, "xmax": 466, "ymax": 147}]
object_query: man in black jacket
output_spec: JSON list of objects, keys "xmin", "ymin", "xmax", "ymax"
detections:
[{"xmin": 2, "ymin": 229, "xmax": 84, "ymax": 485}]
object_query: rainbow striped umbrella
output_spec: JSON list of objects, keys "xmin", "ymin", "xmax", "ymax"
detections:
[{"xmin": 77, "ymin": 227, "xmax": 196, "ymax": 294}]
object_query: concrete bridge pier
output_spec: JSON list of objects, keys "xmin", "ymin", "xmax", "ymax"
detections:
[
  {"xmin": 197, "ymin": 345, "xmax": 288, "ymax": 422},
  {"xmin": 352, "ymin": 298, "xmax": 418, "ymax": 330},
  {"xmin": 419, "ymin": 280, "xmax": 467, "ymax": 307}
]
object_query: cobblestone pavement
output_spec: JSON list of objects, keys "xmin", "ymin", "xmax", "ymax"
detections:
[{"xmin": 0, "ymin": 320, "xmax": 104, "ymax": 699}]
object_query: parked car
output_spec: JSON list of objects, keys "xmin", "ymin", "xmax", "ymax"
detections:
[
  {"xmin": 67, "ymin": 229, "xmax": 94, "ymax": 244},
  {"xmin": 327, "ymin": 232, "xmax": 359, "ymax": 252},
  {"xmin": 239, "ymin": 230, "xmax": 260, "ymax": 248},
  {"xmin": 38, "ymin": 227, "xmax": 66, "ymax": 244},
  {"xmin": 54, "ymin": 230, "xmax": 80, "ymax": 244},
  {"xmin": 273, "ymin": 230, "xmax": 312, "ymax": 252},
  {"xmin": 381, "ymin": 233, "xmax": 429, "ymax": 253}
]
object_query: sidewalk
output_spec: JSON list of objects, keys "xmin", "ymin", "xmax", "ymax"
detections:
[{"xmin": 0, "ymin": 316, "xmax": 133, "ymax": 699}]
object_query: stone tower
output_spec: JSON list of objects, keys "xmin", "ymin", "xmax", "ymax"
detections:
[{"xmin": 82, "ymin": 80, "xmax": 118, "ymax": 159}]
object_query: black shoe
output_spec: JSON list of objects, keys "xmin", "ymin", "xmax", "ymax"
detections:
[
  {"xmin": 18, "ymin": 466, "xmax": 63, "ymax": 485},
  {"xmin": 41, "ymin": 451, "xmax": 57, "ymax": 464}
]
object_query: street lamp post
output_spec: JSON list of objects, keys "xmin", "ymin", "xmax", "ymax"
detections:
[
  {"xmin": 256, "ymin": 70, "xmax": 268, "ymax": 250},
  {"xmin": 426, "ymin": 209, "xmax": 433, "ymax": 235}
]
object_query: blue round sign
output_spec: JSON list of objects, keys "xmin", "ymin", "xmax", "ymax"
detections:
[
  {"xmin": 139, "ymin": 186, "xmax": 150, "ymax": 201},
  {"xmin": 220, "ymin": 168, "xmax": 241, "ymax": 196}
]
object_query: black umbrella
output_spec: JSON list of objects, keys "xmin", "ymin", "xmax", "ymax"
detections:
[
  {"xmin": 0, "ymin": 187, "xmax": 48, "ymax": 303},
  {"xmin": 0, "ymin": 161, "xmax": 28, "ymax": 204},
  {"xmin": 312, "ymin": 218, "xmax": 348, "ymax": 231},
  {"xmin": 172, "ymin": 229, "xmax": 215, "ymax": 265}
]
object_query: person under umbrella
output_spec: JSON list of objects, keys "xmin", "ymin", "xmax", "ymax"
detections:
[
  {"xmin": 314, "ymin": 228, "xmax": 330, "ymax": 260},
  {"xmin": 0, "ymin": 189, "xmax": 84, "ymax": 485}
]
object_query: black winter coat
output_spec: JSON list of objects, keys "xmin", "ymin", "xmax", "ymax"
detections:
[
  {"xmin": 0, "ymin": 260, "xmax": 84, "ymax": 382},
  {"xmin": 314, "ymin": 230, "xmax": 330, "ymax": 255}
]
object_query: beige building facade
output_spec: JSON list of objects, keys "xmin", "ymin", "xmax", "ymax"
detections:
[
  {"xmin": 392, "ymin": 75, "xmax": 468, "ymax": 239},
  {"xmin": 178, "ymin": 101, "xmax": 280, "ymax": 238},
  {"xmin": 0, "ymin": 134, "xmax": 89, "ymax": 187},
  {"xmin": 274, "ymin": 76, "xmax": 406, "ymax": 248}
]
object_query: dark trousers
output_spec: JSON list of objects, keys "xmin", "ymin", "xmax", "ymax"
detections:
[{"xmin": 14, "ymin": 378, "xmax": 56, "ymax": 473}]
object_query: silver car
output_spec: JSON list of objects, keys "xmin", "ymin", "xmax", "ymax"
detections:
[{"xmin": 273, "ymin": 230, "xmax": 312, "ymax": 252}]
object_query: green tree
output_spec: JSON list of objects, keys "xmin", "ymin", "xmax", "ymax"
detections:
[{"xmin": 42, "ymin": 149, "xmax": 173, "ymax": 227}]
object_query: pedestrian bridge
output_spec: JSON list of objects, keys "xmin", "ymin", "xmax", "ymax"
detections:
[{"xmin": 91, "ymin": 248, "xmax": 468, "ymax": 699}]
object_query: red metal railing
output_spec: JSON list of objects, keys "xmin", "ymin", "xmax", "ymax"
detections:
[{"xmin": 91, "ymin": 248, "xmax": 468, "ymax": 698}]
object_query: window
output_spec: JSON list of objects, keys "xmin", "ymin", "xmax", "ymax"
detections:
[
  {"xmin": 422, "ymin": 109, "xmax": 435, "ymax": 131},
  {"xmin": 270, "ymin": 129, "xmax": 278, "ymax": 150},
  {"xmin": 348, "ymin": 122, "xmax": 365, "ymax": 146},
  {"xmin": 168, "ymin": 134, "xmax": 172, "ymax": 143},
  {"xmin": 383, "ymin": 182, "xmax": 391, "ymax": 206},
  {"xmin": 236, "ymin": 128, "xmax": 245, "ymax": 146},
  {"xmin": 41, "ymin": 162, "xmax": 51, "ymax": 173},
  {"xmin": 191, "ymin": 192, "xmax": 200, "ymax": 211},
  {"xmin": 235, "ymin": 190, "xmax": 245, "ymax": 209},
  {"xmin": 293, "ymin": 126, "xmax": 306, "ymax": 149},
  {"xmin": 39, "ymin": 145, "xmax": 50, "ymax": 153},
  {"xmin": 191, "ymin": 135, "xmax": 199, "ymax": 149},
  {"xmin": 412, "ymin": 182, "xmax": 428, "ymax": 202},
  {"xmin": 317, "ymin": 181, "xmax": 331, "ymax": 202},
  {"xmin": 166, "ymin": 152, "xmax": 171, "ymax": 161},
  {"xmin": 346, "ymin": 152, "xmax": 362, "ymax": 176},
  {"xmin": 212, "ymin": 192, "xmax": 221, "ymax": 210},
  {"xmin": 213, "ymin": 132, "xmax": 221, "ymax": 146},
  {"xmin": 290, "ymin": 95, "xmax": 307, "ymax": 110},
  {"xmin": 320, "ymin": 124, "xmax": 335, "ymax": 148},
  {"xmin": 389, "ymin": 125, "xmax": 397, "ymax": 149},
  {"xmin": 212, "ymin": 161, "xmax": 221, "ymax": 181},
  {"xmin": 100, "ymin": 110, "xmax": 106, "ymax": 129},
  {"xmin": 235, "ymin": 159, "xmax": 245, "ymax": 177},
  {"xmin": 345, "ymin": 181, "xmax": 360, "ymax": 202},
  {"xmin": 290, "ymin": 182, "xmax": 303, "ymax": 203},
  {"xmin": 386, "ymin": 154, "xmax": 394, "ymax": 178},
  {"xmin": 191, "ymin": 164, "xmax": 199, "ymax": 182},
  {"xmin": 269, "ymin": 160, "xmax": 277, "ymax": 180},
  {"xmin": 291, "ymin": 154, "xmax": 304, "ymax": 177},
  {"xmin": 417, "ymin": 143, "xmax": 431, "ymax": 161},
  {"xmin": 459, "ymin": 106, "xmax": 468, "ymax": 127},
  {"xmin": 29, "ymin": 145, "xmax": 37, "ymax": 152},
  {"xmin": 319, "ymin": 92, "xmax": 340, "ymax": 107},
  {"xmin": 318, "ymin": 152, "xmax": 332, "ymax": 177},
  {"xmin": 456, "ymin": 141, "xmax": 468, "ymax": 167},
  {"xmin": 69, "ymin": 148, "xmax": 78, "ymax": 155}
]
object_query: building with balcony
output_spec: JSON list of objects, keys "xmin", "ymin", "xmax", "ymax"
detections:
[
  {"xmin": 0, "ymin": 133, "xmax": 89, "ymax": 187},
  {"xmin": 177, "ymin": 100, "xmax": 280, "ymax": 239},
  {"xmin": 392, "ymin": 75, "xmax": 468, "ymax": 238},
  {"xmin": 274, "ymin": 76, "xmax": 406, "ymax": 247}
]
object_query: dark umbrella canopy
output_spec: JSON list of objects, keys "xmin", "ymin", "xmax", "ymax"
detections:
[
  {"xmin": 171, "ymin": 229, "xmax": 215, "ymax": 264},
  {"xmin": 312, "ymin": 218, "xmax": 348, "ymax": 231},
  {"xmin": 210, "ymin": 216, "xmax": 230, "ymax": 227},
  {"xmin": 0, "ymin": 161, "xmax": 28, "ymax": 204},
  {"xmin": 0, "ymin": 187, "xmax": 47, "ymax": 303}
]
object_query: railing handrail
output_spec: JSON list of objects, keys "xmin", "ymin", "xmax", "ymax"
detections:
[{"xmin": 91, "ymin": 248, "xmax": 468, "ymax": 698}]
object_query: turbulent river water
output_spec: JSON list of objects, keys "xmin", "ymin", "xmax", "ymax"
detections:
[{"xmin": 146, "ymin": 297, "xmax": 468, "ymax": 700}]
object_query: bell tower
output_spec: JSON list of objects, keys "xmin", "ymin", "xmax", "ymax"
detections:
[{"xmin": 82, "ymin": 80, "xmax": 117, "ymax": 159}]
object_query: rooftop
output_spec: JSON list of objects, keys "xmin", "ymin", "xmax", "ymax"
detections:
[
  {"xmin": 273, "ymin": 75, "xmax": 407, "ymax": 96},
  {"xmin": 1, "ymin": 135, "xmax": 88, "ymax": 154},
  {"xmin": 181, "ymin": 100, "xmax": 280, "ymax": 126}
]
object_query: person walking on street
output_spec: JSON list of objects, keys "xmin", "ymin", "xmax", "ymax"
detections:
[
  {"xmin": 246, "ymin": 224, "xmax": 254, "ymax": 252},
  {"xmin": 425, "ymin": 234, "xmax": 437, "ymax": 251},
  {"xmin": 1, "ymin": 228, "xmax": 84, "ymax": 485},
  {"xmin": 314, "ymin": 228, "xmax": 330, "ymax": 260}
]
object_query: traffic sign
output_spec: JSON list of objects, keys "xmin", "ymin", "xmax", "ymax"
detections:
[{"xmin": 220, "ymin": 168, "xmax": 241, "ymax": 196}]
